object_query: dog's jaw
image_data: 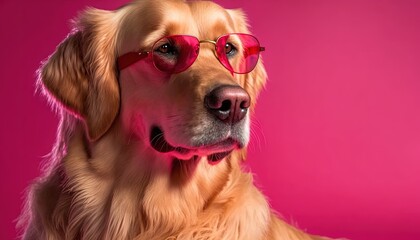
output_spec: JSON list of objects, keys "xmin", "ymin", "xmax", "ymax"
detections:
[{"xmin": 149, "ymin": 125, "xmax": 239, "ymax": 164}]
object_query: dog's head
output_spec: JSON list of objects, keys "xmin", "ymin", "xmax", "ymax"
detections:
[{"xmin": 39, "ymin": 0, "xmax": 266, "ymax": 164}]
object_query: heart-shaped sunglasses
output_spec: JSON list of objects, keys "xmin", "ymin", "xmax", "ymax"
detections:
[{"xmin": 117, "ymin": 33, "xmax": 265, "ymax": 74}]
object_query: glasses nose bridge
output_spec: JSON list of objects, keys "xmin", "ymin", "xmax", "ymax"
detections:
[
  {"xmin": 199, "ymin": 39, "xmax": 217, "ymax": 46},
  {"xmin": 197, "ymin": 39, "xmax": 220, "ymax": 61},
  {"xmin": 189, "ymin": 39, "xmax": 224, "ymax": 72},
  {"xmin": 198, "ymin": 39, "xmax": 218, "ymax": 53}
]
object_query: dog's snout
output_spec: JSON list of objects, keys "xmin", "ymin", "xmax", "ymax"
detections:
[{"xmin": 205, "ymin": 85, "xmax": 250, "ymax": 124}]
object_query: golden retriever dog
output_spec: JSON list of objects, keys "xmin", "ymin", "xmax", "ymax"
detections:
[{"xmin": 19, "ymin": 0, "xmax": 332, "ymax": 239}]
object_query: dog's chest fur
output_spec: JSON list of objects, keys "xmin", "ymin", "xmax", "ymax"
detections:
[{"xmin": 30, "ymin": 125, "xmax": 271, "ymax": 240}]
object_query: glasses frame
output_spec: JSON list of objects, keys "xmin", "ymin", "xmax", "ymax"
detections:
[{"xmin": 117, "ymin": 33, "xmax": 265, "ymax": 74}]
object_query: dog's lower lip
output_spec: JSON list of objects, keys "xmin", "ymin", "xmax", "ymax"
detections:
[
  {"xmin": 150, "ymin": 126, "xmax": 191, "ymax": 154},
  {"xmin": 150, "ymin": 126, "xmax": 236, "ymax": 159},
  {"xmin": 175, "ymin": 146, "xmax": 190, "ymax": 154}
]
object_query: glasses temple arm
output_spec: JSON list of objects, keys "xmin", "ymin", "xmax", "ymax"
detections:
[
  {"xmin": 117, "ymin": 52, "xmax": 150, "ymax": 71},
  {"xmin": 243, "ymin": 46, "xmax": 265, "ymax": 58}
]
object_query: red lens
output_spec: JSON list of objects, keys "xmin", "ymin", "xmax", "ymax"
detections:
[
  {"xmin": 151, "ymin": 35, "xmax": 199, "ymax": 74},
  {"xmin": 216, "ymin": 33, "xmax": 262, "ymax": 74}
]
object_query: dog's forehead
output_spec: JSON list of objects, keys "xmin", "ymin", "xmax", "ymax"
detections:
[
  {"xmin": 119, "ymin": 0, "xmax": 238, "ymax": 52},
  {"xmin": 140, "ymin": 1, "xmax": 234, "ymax": 33},
  {"xmin": 188, "ymin": 1, "xmax": 236, "ymax": 39},
  {"xmin": 153, "ymin": 0, "xmax": 236, "ymax": 38}
]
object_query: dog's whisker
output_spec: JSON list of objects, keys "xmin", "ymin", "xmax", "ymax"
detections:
[
  {"xmin": 127, "ymin": 130, "xmax": 135, "ymax": 145},
  {"xmin": 249, "ymin": 127, "xmax": 258, "ymax": 152},
  {"xmin": 150, "ymin": 132, "xmax": 164, "ymax": 144},
  {"xmin": 157, "ymin": 135, "xmax": 168, "ymax": 152},
  {"xmin": 249, "ymin": 117, "xmax": 266, "ymax": 153},
  {"xmin": 250, "ymin": 129, "xmax": 261, "ymax": 152},
  {"xmin": 166, "ymin": 114, "xmax": 182, "ymax": 119}
]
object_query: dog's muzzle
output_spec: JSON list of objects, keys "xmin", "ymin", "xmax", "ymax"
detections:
[{"xmin": 149, "ymin": 85, "xmax": 250, "ymax": 164}]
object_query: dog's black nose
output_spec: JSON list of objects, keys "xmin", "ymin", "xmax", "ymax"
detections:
[{"xmin": 205, "ymin": 85, "xmax": 250, "ymax": 124}]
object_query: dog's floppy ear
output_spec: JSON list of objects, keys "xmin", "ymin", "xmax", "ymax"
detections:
[
  {"xmin": 227, "ymin": 9, "xmax": 267, "ymax": 110},
  {"xmin": 39, "ymin": 8, "xmax": 121, "ymax": 141}
]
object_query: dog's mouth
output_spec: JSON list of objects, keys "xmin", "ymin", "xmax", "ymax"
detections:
[{"xmin": 150, "ymin": 126, "xmax": 236, "ymax": 164}]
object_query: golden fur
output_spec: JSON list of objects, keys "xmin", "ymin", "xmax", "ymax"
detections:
[{"xmin": 19, "ymin": 0, "xmax": 332, "ymax": 239}]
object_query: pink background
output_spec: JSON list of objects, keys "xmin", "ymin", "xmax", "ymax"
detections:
[{"xmin": 1, "ymin": 0, "xmax": 420, "ymax": 239}]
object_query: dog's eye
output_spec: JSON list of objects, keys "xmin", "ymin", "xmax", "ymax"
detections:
[
  {"xmin": 225, "ymin": 43, "xmax": 237, "ymax": 56},
  {"xmin": 156, "ymin": 43, "xmax": 177, "ymax": 55}
]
